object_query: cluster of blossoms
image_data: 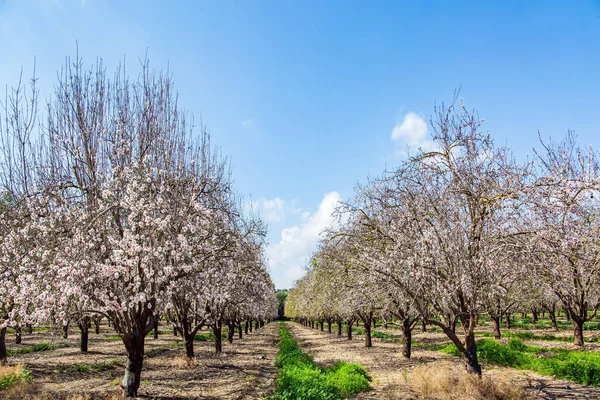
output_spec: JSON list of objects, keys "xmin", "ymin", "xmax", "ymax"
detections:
[
  {"xmin": 288, "ymin": 98, "xmax": 600, "ymax": 376},
  {"xmin": 0, "ymin": 57, "xmax": 277, "ymax": 397}
]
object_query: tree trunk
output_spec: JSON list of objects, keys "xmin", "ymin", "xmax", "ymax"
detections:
[
  {"xmin": 547, "ymin": 305, "xmax": 559, "ymax": 331},
  {"xmin": 15, "ymin": 326, "xmax": 22, "ymax": 344},
  {"xmin": 347, "ymin": 321, "xmax": 353, "ymax": 340},
  {"xmin": 573, "ymin": 318, "xmax": 585, "ymax": 347},
  {"xmin": 451, "ymin": 315, "xmax": 458, "ymax": 334},
  {"xmin": 245, "ymin": 321, "xmax": 249, "ymax": 335},
  {"xmin": 153, "ymin": 320, "xmax": 159, "ymax": 339},
  {"xmin": 320, "ymin": 321, "xmax": 324, "ymax": 331},
  {"xmin": 364, "ymin": 319, "xmax": 372, "ymax": 348},
  {"xmin": 491, "ymin": 316, "xmax": 501, "ymax": 339},
  {"xmin": 464, "ymin": 332, "xmax": 482, "ymax": 375},
  {"xmin": 327, "ymin": 320, "xmax": 332, "ymax": 333},
  {"xmin": 27, "ymin": 323, "xmax": 32, "ymax": 334},
  {"xmin": 531, "ymin": 307, "xmax": 538, "ymax": 324},
  {"xmin": 401, "ymin": 319, "xmax": 412, "ymax": 359},
  {"xmin": 238, "ymin": 322, "xmax": 243, "ymax": 339},
  {"xmin": 213, "ymin": 324, "xmax": 223, "ymax": 353},
  {"xmin": 184, "ymin": 331, "xmax": 195, "ymax": 358},
  {"xmin": 565, "ymin": 308, "xmax": 571, "ymax": 322},
  {"xmin": 78, "ymin": 316, "xmax": 91, "ymax": 352},
  {"xmin": 421, "ymin": 319, "xmax": 427, "ymax": 333},
  {"xmin": 249, "ymin": 320, "xmax": 253, "ymax": 332},
  {"xmin": 173, "ymin": 325, "xmax": 177, "ymax": 336},
  {"xmin": 0, "ymin": 327, "xmax": 7, "ymax": 365},
  {"xmin": 93, "ymin": 317, "xmax": 101, "ymax": 334},
  {"xmin": 254, "ymin": 320, "xmax": 259, "ymax": 330},
  {"xmin": 63, "ymin": 322, "xmax": 69, "ymax": 339},
  {"xmin": 337, "ymin": 320, "xmax": 342, "ymax": 336},
  {"xmin": 227, "ymin": 322, "xmax": 235, "ymax": 344},
  {"xmin": 121, "ymin": 331, "xmax": 146, "ymax": 397},
  {"xmin": 505, "ymin": 313, "xmax": 511, "ymax": 329}
]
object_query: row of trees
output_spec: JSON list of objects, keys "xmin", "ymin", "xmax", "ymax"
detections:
[
  {"xmin": 287, "ymin": 95, "xmax": 600, "ymax": 376},
  {"xmin": 0, "ymin": 55, "xmax": 277, "ymax": 397}
]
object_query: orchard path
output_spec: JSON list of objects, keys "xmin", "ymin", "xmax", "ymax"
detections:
[
  {"xmin": 287, "ymin": 322, "xmax": 600, "ymax": 400},
  {"xmin": 8, "ymin": 322, "xmax": 280, "ymax": 399}
]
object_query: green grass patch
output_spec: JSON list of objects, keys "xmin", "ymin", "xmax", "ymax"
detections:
[
  {"xmin": 441, "ymin": 338, "xmax": 600, "ymax": 386},
  {"xmin": 269, "ymin": 322, "xmax": 370, "ymax": 399},
  {"xmin": 480, "ymin": 331, "xmax": 600, "ymax": 343},
  {"xmin": 7, "ymin": 342, "xmax": 54, "ymax": 356},
  {"xmin": 0, "ymin": 366, "xmax": 31, "ymax": 390}
]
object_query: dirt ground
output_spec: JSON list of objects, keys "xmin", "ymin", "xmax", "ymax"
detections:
[
  {"xmin": 287, "ymin": 322, "xmax": 600, "ymax": 400},
  {"xmin": 5, "ymin": 322, "xmax": 279, "ymax": 399}
]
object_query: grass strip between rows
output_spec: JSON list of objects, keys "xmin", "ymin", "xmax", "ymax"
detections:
[
  {"xmin": 268, "ymin": 322, "xmax": 371, "ymax": 400},
  {"xmin": 436, "ymin": 338, "xmax": 600, "ymax": 386}
]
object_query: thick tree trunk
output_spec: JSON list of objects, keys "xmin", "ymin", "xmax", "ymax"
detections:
[
  {"xmin": 27, "ymin": 323, "xmax": 32, "ymax": 334},
  {"xmin": 451, "ymin": 315, "xmax": 458, "ymax": 334},
  {"xmin": 505, "ymin": 313, "xmax": 511, "ymax": 329},
  {"xmin": 337, "ymin": 320, "xmax": 342, "ymax": 336},
  {"xmin": 213, "ymin": 324, "xmax": 223, "ymax": 353},
  {"xmin": 153, "ymin": 320, "xmax": 159, "ymax": 339},
  {"xmin": 0, "ymin": 327, "xmax": 7, "ymax": 365},
  {"xmin": 245, "ymin": 321, "xmax": 249, "ymax": 335},
  {"xmin": 327, "ymin": 319, "xmax": 332, "ymax": 333},
  {"xmin": 78, "ymin": 317, "xmax": 91, "ymax": 352},
  {"xmin": 364, "ymin": 319, "xmax": 372, "ymax": 348},
  {"xmin": 320, "ymin": 321, "xmax": 324, "ymax": 331},
  {"xmin": 63, "ymin": 322, "xmax": 69, "ymax": 339},
  {"xmin": 15, "ymin": 326, "xmax": 22, "ymax": 344},
  {"xmin": 249, "ymin": 320, "xmax": 253, "ymax": 332},
  {"xmin": 464, "ymin": 332, "xmax": 482, "ymax": 375},
  {"xmin": 121, "ymin": 331, "xmax": 146, "ymax": 397},
  {"xmin": 531, "ymin": 307, "xmax": 538, "ymax": 324},
  {"xmin": 373, "ymin": 319, "xmax": 377, "ymax": 329},
  {"xmin": 173, "ymin": 325, "xmax": 177, "ymax": 336},
  {"xmin": 254, "ymin": 320, "xmax": 259, "ymax": 330},
  {"xmin": 546, "ymin": 304, "xmax": 559, "ymax": 331},
  {"xmin": 401, "ymin": 319, "xmax": 412, "ymax": 358},
  {"xmin": 227, "ymin": 322, "xmax": 235, "ymax": 344},
  {"xmin": 347, "ymin": 321, "xmax": 353, "ymax": 340},
  {"xmin": 238, "ymin": 322, "xmax": 243, "ymax": 339},
  {"xmin": 491, "ymin": 316, "xmax": 501, "ymax": 339},
  {"xmin": 421, "ymin": 319, "xmax": 427, "ymax": 333},
  {"xmin": 573, "ymin": 318, "xmax": 585, "ymax": 347},
  {"xmin": 184, "ymin": 332, "xmax": 195, "ymax": 358},
  {"xmin": 93, "ymin": 316, "xmax": 101, "ymax": 334}
]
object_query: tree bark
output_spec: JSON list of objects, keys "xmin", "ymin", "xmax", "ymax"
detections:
[
  {"xmin": 15, "ymin": 326, "xmax": 22, "ymax": 344},
  {"xmin": 153, "ymin": 320, "xmax": 159, "ymax": 339},
  {"xmin": 491, "ymin": 316, "xmax": 501, "ymax": 339},
  {"xmin": 238, "ymin": 322, "xmax": 243, "ymax": 339},
  {"xmin": 93, "ymin": 316, "xmax": 101, "ymax": 334},
  {"xmin": 121, "ymin": 331, "xmax": 146, "ymax": 397},
  {"xmin": 347, "ymin": 321, "xmax": 353, "ymax": 340},
  {"xmin": 505, "ymin": 313, "xmax": 511, "ymax": 329},
  {"xmin": 63, "ymin": 322, "xmax": 69, "ymax": 339},
  {"xmin": 531, "ymin": 306, "xmax": 538, "ymax": 324},
  {"xmin": 173, "ymin": 325, "xmax": 177, "ymax": 336},
  {"xmin": 227, "ymin": 321, "xmax": 235, "ymax": 344},
  {"xmin": 363, "ymin": 318, "xmax": 372, "ymax": 348},
  {"xmin": 401, "ymin": 319, "xmax": 412, "ymax": 359},
  {"xmin": 249, "ymin": 320, "xmax": 253, "ymax": 332},
  {"xmin": 327, "ymin": 319, "xmax": 332, "ymax": 333},
  {"xmin": 464, "ymin": 332, "xmax": 482, "ymax": 375},
  {"xmin": 26, "ymin": 323, "xmax": 32, "ymax": 334},
  {"xmin": 319, "ymin": 321, "xmax": 324, "ymax": 331},
  {"xmin": 245, "ymin": 321, "xmax": 249, "ymax": 335},
  {"xmin": 78, "ymin": 316, "xmax": 91, "ymax": 352},
  {"xmin": 213, "ymin": 324, "xmax": 223, "ymax": 353},
  {"xmin": 573, "ymin": 318, "xmax": 585, "ymax": 347},
  {"xmin": 0, "ymin": 327, "xmax": 7, "ymax": 365},
  {"xmin": 337, "ymin": 320, "xmax": 342, "ymax": 336},
  {"xmin": 254, "ymin": 320, "xmax": 259, "ymax": 331},
  {"xmin": 421, "ymin": 319, "xmax": 427, "ymax": 333}
]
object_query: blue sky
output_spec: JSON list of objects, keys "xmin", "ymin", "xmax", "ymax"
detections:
[{"xmin": 1, "ymin": 0, "xmax": 600, "ymax": 288}]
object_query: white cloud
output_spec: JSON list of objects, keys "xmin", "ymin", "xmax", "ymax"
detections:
[
  {"xmin": 261, "ymin": 197, "xmax": 286, "ymax": 222},
  {"xmin": 391, "ymin": 112, "xmax": 435, "ymax": 151},
  {"xmin": 267, "ymin": 192, "xmax": 341, "ymax": 288}
]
